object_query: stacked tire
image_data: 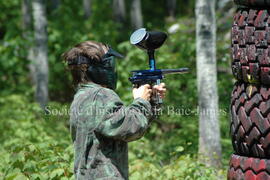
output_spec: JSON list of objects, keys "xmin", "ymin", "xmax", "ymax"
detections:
[{"xmin": 229, "ymin": 1, "xmax": 270, "ymax": 179}]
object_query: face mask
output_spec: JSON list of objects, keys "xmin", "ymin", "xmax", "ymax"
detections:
[
  {"xmin": 87, "ymin": 55, "xmax": 118, "ymax": 90},
  {"xmin": 86, "ymin": 47, "xmax": 124, "ymax": 90},
  {"xmin": 68, "ymin": 47, "xmax": 124, "ymax": 90}
]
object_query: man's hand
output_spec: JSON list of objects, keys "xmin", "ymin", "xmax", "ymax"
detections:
[
  {"xmin": 133, "ymin": 84, "xmax": 152, "ymax": 101},
  {"xmin": 153, "ymin": 83, "xmax": 166, "ymax": 99}
]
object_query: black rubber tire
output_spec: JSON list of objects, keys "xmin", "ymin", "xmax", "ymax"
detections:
[
  {"xmin": 231, "ymin": 9, "xmax": 270, "ymax": 86},
  {"xmin": 228, "ymin": 154, "xmax": 270, "ymax": 180},
  {"xmin": 231, "ymin": 82, "xmax": 270, "ymax": 158},
  {"xmin": 234, "ymin": 0, "xmax": 270, "ymax": 7}
]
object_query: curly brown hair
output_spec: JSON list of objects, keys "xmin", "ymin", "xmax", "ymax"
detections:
[{"xmin": 62, "ymin": 41, "xmax": 109, "ymax": 85}]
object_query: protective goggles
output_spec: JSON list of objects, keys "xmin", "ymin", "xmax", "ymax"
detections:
[{"xmin": 67, "ymin": 47, "xmax": 124, "ymax": 66}]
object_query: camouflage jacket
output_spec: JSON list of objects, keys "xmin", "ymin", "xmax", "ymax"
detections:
[{"xmin": 70, "ymin": 83, "xmax": 153, "ymax": 180}]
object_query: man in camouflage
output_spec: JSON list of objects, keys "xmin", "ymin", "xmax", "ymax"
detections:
[{"xmin": 63, "ymin": 41, "xmax": 166, "ymax": 180}]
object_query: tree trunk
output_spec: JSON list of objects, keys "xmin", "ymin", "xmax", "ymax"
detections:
[
  {"xmin": 32, "ymin": 0, "xmax": 49, "ymax": 109},
  {"xmin": 22, "ymin": 0, "xmax": 32, "ymax": 31},
  {"xmin": 22, "ymin": 0, "xmax": 36, "ymax": 85},
  {"xmin": 195, "ymin": 0, "xmax": 222, "ymax": 167},
  {"xmin": 83, "ymin": 0, "xmax": 91, "ymax": 19},
  {"xmin": 113, "ymin": 0, "xmax": 126, "ymax": 24},
  {"xmin": 167, "ymin": 0, "xmax": 176, "ymax": 19},
  {"xmin": 130, "ymin": 0, "xmax": 143, "ymax": 30}
]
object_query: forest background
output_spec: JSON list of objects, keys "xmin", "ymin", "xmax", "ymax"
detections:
[{"xmin": 0, "ymin": 0, "xmax": 235, "ymax": 179}]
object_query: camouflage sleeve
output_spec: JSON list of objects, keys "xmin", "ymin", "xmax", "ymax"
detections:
[{"xmin": 95, "ymin": 88, "xmax": 153, "ymax": 142}]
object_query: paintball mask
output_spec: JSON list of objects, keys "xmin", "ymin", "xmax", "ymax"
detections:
[{"xmin": 68, "ymin": 47, "xmax": 124, "ymax": 90}]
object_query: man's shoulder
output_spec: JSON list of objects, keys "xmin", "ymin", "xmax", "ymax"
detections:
[
  {"xmin": 73, "ymin": 83, "xmax": 120, "ymax": 105},
  {"xmin": 97, "ymin": 87, "xmax": 119, "ymax": 100}
]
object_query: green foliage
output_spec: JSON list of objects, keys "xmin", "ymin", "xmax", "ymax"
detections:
[
  {"xmin": 0, "ymin": 95, "xmax": 73, "ymax": 179},
  {"xmin": 0, "ymin": 0, "xmax": 33, "ymax": 97},
  {"xmin": 129, "ymin": 154, "xmax": 226, "ymax": 180}
]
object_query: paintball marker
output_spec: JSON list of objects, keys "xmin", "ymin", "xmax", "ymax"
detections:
[{"xmin": 129, "ymin": 28, "xmax": 189, "ymax": 106}]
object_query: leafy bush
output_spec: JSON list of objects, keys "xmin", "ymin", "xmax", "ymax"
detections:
[
  {"xmin": 129, "ymin": 154, "xmax": 226, "ymax": 180},
  {"xmin": 0, "ymin": 95, "xmax": 73, "ymax": 179}
]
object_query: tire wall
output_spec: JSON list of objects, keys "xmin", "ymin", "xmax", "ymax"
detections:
[{"xmin": 229, "ymin": 1, "xmax": 270, "ymax": 179}]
